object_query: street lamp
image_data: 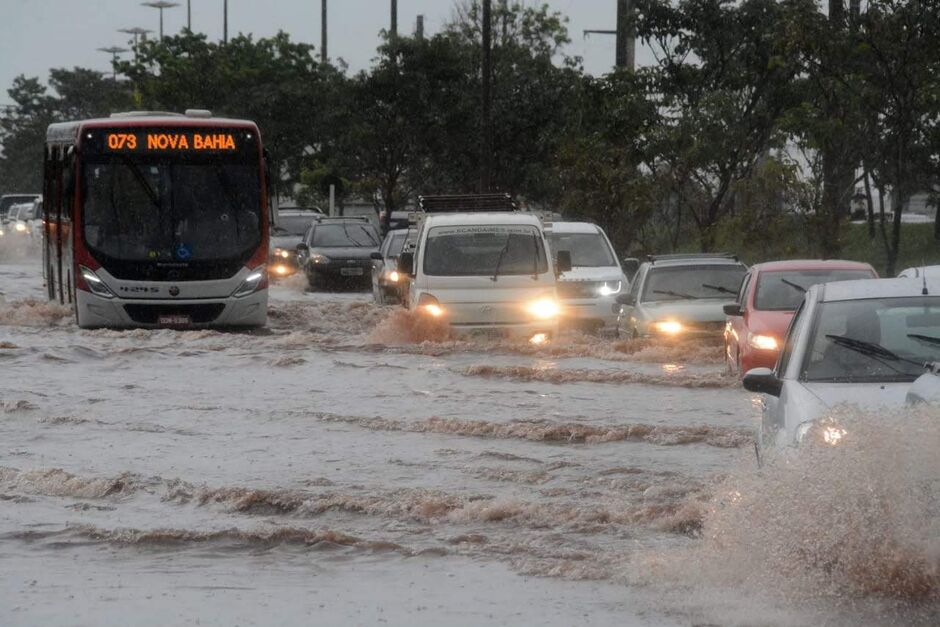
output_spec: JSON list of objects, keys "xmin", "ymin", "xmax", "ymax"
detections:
[
  {"xmin": 142, "ymin": 1, "xmax": 180, "ymax": 40},
  {"xmin": 97, "ymin": 46, "xmax": 130, "ymax": 79}
]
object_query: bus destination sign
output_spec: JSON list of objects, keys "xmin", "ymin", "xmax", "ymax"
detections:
[{"xmin": 104, "ymin": 131, "xmax": 239, "ymax": 152}]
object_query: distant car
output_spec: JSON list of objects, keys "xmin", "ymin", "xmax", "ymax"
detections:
[
  {"xmin": 3, "ymin": 201, "xmax": 41, "ymax": 238},
  {"xmin": 377, "ymin": 209, "xmax": 412, "ymax": 234},
  {"xmin": 297, "ymin": 216, "xmax": 381, "ymax": 290},
  {"xmin": 724, "ymin": 260, "xmax": 877, "ymax": 375},
  {"xmin": 897, "ymin": 265, "xmax": 940, "ymax": 279},
  {"xmin": 545, "ymin": 222, "xmax": 628, "ymax": 333},
  {"xmin": 371, "ymin": 228, "xmax": 411, "ymax": 304},
  {"xmin": 0, "ymin": 193, "xmax": 41, "ymax": 225},
  {"xmin": 616, "ymin": 254, "xmax": 747, "ymax": 340},
  {"xmin": 744, "ymin": 277, "xmax": 940, "ymax": 448},
  {"xmin": 269, "ymin": 209, "xmax": 322, "ymax": 278}
]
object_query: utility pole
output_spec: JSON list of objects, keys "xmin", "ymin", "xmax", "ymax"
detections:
[
  {"xmin": 480, "ymin": 0, "xmax": 492, "ymax": 192},
  {"xmin": 415, "ymin": 15, "xmax": 424, "ymax": 40},
  {"xmin": 583, "ymin": 0, "xmax": 635, "ymax": 71},
  {"xmin": 142, "ymin": 2, "xmax": 179, "ymax": 41},
  {"xmin": 390, "ymin": 0, "xmax": 398, "ymax": 39},
  {"xmin": 223, "ymin": 0, "xmax": 228, "ymax": 44},
  {"xmin": 321, "ymin": 0, "xmax": 328, "ymax": 62},
  {"xmin": 97, "ymin": 46, "xmax": 129, "ymax": 80}
]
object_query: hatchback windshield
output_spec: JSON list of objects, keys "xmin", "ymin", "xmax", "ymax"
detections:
[
  {"xmin": 385, "ymin": 231, "xmax": 407, "ymax": 258},
  {"xmin": 642, "ymin": 265, "xmax": 746, "ymax": 302},
  {"xmin": 548, "ymin": 232, "xmax": 615, "ymax": 267},
  {"xmin": 756, "ymin": 269, "xmax": 873, "ymax": 310},
  {"xmin": 311, "ymin": 223, "xmax": 379, "ymax": 247},
  {"xmin": 424, "ymin": 224, "xmax": 547, "ymax": 276},
  {"xmin": 802, "ymin": 297, "xmax": 940, "ymax": 382}
]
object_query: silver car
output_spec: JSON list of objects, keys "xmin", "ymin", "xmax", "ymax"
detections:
[
  {"xmin": 616, "ymin": 254, "xmax": 747, "ymax": 340},
  {"xmin": 744, "ymin": 277, "xmax": 940, "ymax": 449}
]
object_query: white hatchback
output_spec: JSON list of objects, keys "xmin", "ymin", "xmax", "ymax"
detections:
[{"xmin": 744, "ymin": 277, "xmax": 940, "ymax": 448}]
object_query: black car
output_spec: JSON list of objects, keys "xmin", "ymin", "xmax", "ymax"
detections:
[{"xmin": 297, "ymin": 217, "xmax": 381, "ymax": 290}]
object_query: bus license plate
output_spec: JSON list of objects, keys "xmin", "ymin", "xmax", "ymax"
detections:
[
  {"xmin": 158, "ymin": 314, "xmax": 191, "ymax": 326},
  {"xmin": 340, "ymin": 267, "xmax": 364, "ymax": 276}
]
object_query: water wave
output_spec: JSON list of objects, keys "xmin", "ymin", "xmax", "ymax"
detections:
[{"xmin": 461, "ymin": 364, "xmax": 737, "ymax": 388}]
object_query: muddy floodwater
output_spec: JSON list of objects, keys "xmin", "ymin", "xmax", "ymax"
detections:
[{"xmin": 1, "ymin": 247, "xmax": 937, "ymax": 626}]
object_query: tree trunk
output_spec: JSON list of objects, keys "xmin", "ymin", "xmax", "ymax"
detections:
[{"xmin": 863, "ymin": 168, "xmax": 875, "ymax": 239}]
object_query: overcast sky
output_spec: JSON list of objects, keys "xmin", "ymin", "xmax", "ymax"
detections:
[{"xmin": 0, "ymin": 0, "xmax": 655, "ymax": 105}]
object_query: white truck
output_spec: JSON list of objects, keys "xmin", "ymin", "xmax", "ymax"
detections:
[{"xmin": 397, "ymin": 195, "xmax": 571, "ymax": 343}]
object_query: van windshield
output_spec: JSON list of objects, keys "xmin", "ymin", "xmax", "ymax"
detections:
[{"xmin": 423, "ymin": 224, "xmax": 547, "ymax": 276}]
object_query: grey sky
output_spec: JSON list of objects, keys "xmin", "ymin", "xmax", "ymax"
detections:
[{"xmin": 0, "ymin": 0, "xmax": 654, "ymax": 104}]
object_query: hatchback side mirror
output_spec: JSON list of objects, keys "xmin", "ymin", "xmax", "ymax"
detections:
[
  {"xmin": 370, "ymin": 251, "xmax": 383, "ymax": 260},
  {"xmin": 556, "ymin": 250, "xmax": 572, "ymax": 274},
  {"xmin": 742, "ymin": 367, "xmax": 783, "ymax": 397},
  {"xmin": 616, "ymin": 293, "xmax": 635, "ymax": 306},
  {"xmin": 723, "ymin": 303, "xmax": 743, "ymax": 316},
  {"xmin": 398, "ymin": 251, "xmax": 414, "ymax": 276},
  {"xmin": 296, "ymin": 242, "xmax": 309, "ymax": 252}
]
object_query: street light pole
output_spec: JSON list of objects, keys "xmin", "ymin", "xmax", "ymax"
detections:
[
  {"xmin": 97, "ymin": 46, "xmax": 130, "ymax": 80},
  {"xmin": 223, "ymin": 0, "xmax": 228, "ymax": 44},
  {"xmin": 390, "ymin": 0, "xmax": 397, "ymax": 39},
  {"xmin": 187, "ymin": 0, "xmax": 191, "ymax": 30},
  {"xmin": 118, "ymin": 27, "xmax": 153, "ymax": 60},
  {"xmin": 583, "ymin": 0, "xmax": 636, "ymax": 71},
  {"xmin": 480, "ymin": 0, "xmax": 492, "ymax": 192},
  {"xmin": 321, "ymin": 0, "xmax": 328, "ymax": 62},
  {"xmin": 142, "ymin": 2, "xmax": 180, "ymax": 41}
]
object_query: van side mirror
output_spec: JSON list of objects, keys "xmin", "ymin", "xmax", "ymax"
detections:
[
  {"xmin": 742, "ymin": 368, "xmax": 782, "ymax": 397},
  {"xmin": 723, "ymin": 303, "xmax": 743, "ymax": 316},
  {"xmin": 556, "ymin": 250, "xmax": 572, "ymax": 273},
  {"xmin": 616, "ymin": 293, "xmax": 635, "ymax": 306},
  {"xmin": 398, "ymin": 251, "xmax": 414, "ymax": 276}
]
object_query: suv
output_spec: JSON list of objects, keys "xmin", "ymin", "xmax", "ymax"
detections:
[
  {"xmin": 297, "ymin": 216, "xmax": 381, "ymax": 290},
  {"xmin": 616, "ymin": 254, "xmax": 747, "ymax": 340},
  {"xmin": 0, "ymin": 194, "xmax": 41, "ymax": 225},
  {"xmin": 545, "ymin": 221, "xmax": 627, "ymax": 333},
  {"xmin": 398, "ymin": 208, "xmax": 571, "ymax": 342}
]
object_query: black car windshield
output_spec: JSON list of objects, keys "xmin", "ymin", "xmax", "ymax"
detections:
[
  {"xmin": 802, "ymin": 297, "xmax": 940, "ymax": 383},
  {"xmin": 424, "ymin": 224, "xmax": 547, "ymax": 276},
  {"xmin": 82, "ymin": 158, "xmax": 261, "ymax": 262},
  {"xmin": 312, "ymin": 223, "xmax": 379, "ymax": 247},
  {"xmin": 642, "ymin": 265, "xmax": 745, "ymax": 302},
  {"xmin": 548, "ymin": 232, "xmax": 615, "ymax": 267},
  {"xmin": 756, "ymin": 269, "xmax": 873, "ymax": 311},
  {"xmin": 274, "ymin": 215, "xmax": 315, "ymax": 236}
]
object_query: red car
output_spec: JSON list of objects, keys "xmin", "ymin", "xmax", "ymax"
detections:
[{"xmin": 724, "ymin": 260, "xmax": 878, "ymax": 375}]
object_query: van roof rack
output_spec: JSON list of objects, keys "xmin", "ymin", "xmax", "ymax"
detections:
[
  {"xmin": 418, "ymin": 193, "xmax": 516, "ymax": 213},
  {"xmin": 647, "ymin": 253, "xmax": 738, "ymax": 264}
]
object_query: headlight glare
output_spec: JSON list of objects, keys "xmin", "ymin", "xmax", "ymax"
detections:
[
  {"xmin": 526, "ymin": 297, "xmax": 560, "ymax": 320},
  {"xmin": 653, "ymin": 320, "xmax": 683, "ymax": 335},
  {"xmin": 748, "ymin": 334, "xmax": 779, "ymax": 351},
  {"xmin": 417, "ymin": 294, "xmax": 445, "ymax": 318},
  {"xmin": 597, "ymin": 281, "xmax": 622, "ymax": 297}
]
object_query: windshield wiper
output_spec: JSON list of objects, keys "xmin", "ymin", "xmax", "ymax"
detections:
[
  {"xmin": 781, "ymin": 278, "xmax": 807, "ymax": 293},
  {"xmin": 907, "ymin": 333, "xmax": 940, "ymax": 348},
  {"xmin": 825, "ymin": 334, "xmax": 924, "ymax": 370},
  {"xmin": 491, "ymin": 236, "xmax": 512, "ymax": 282},
  {"xmin": 652, "ymin": 289, "xmax": 697, "ymax": 300},
  {"xmin": 702, "ymin": 283, "xmax": 736, "ymax": 295}
]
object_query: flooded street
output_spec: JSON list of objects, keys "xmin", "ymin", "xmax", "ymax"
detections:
[{"xmin": 1, "ymin": 251, "xmax": 937, "ymax": 626}]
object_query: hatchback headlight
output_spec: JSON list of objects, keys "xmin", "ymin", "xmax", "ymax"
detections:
[
  {"xmin": 652, "ymin": 320, "xmax": 683, "ymax": 335},
  {"xmin": 310, "ymin": 253, "xmax": 330, "ymax": 264},
  {"xmin": 748, "ymin": 334, "xmax": 778, "ymax": 351},
  {"xmin": 597, "ymin": 281, "xmax": 622, "ymax": 296}
]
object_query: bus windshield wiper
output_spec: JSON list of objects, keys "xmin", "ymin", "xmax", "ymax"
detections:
[
  {"xmin": 702, "ymin": 283, "xmax": 736, "ymax": 295},
  {"xmin": 652, "ymin": 289, "xmax": 697, "ymax": 300},
  {"xmin": 826, "ymin": 334, "xmax": 924, "ymax": 369},
  {"xmin": 781, "ymin": 278, "xmax": 807, "ymax": 293},
  {"xmin": 118, "ymin": 155, "xmax": 160, "ymax": 209},
  {"xmin": 491, "ymin": 236, "xmax": 512, "ymax": 282}
]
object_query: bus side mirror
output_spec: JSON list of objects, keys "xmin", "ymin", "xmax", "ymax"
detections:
[
  {"xmin": 556, "ymin": 250, "xmax": 572, "ymax": 273},
  {"xmin": 724, "ymin": 303, "xmax": 743, "ymax": 316},
  {"xmin": 398, "ymin": 252, "xmax": 414, "ymax": 276}
]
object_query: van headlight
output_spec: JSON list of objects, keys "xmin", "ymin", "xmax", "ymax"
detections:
[
  {"xmin": 232, "ymin": 266, "xmax": 266, "ymax": 298},
  {"xmin": 652, "ymin": 320, "xmax": 683, "ymax": 335},
  {"xmin": 597, "ymin": 281, "xmax": 622, "ymax": 296},
  {"xmin": 79, "ymin": 265, "xmax": 116, "ymax": 299},
  {"xmin": 526, "ymin": 297, "xmax": 560, "ymax": 320},
  {"xmin": 15, "ymin": 222, "xmax": 27, "ymax": 232},
  {"xmin": 796, "ymin": 420, "xmax": 847, "ymax": 446},
  {"xmin": 417, "ymin": 293, "xmax": 445, "ymax": 317}
]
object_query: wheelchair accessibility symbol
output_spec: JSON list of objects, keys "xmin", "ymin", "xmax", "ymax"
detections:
[{"xmin": 175, "ymin": 243, "xmax": 192, "ymax": 260}]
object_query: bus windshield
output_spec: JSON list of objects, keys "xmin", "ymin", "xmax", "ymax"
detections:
[{"xmin": 82, "ymin": 157, "xmax": 261, "ymax": 262}]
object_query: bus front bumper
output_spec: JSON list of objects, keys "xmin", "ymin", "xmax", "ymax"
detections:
[{"xmin": 75, "ymin": 288, "xmax": 268, "ymax": 329}]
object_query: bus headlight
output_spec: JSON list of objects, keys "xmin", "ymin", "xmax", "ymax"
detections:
[
  {"xmin": 79, "ymin": 265, "xmax": 116, "ymax": 299},
  {"xmin": 526, "ymin": 297, "xmax": 560, "ymax": 320},
  {"xmin": 748, "ymin": 334, "xmax": 778, "ymax": 351},
  {"xmin": 233, "ymin": 266, "xmax": 266, "ymax": 298},
  {"xmin": 597, "ymin": 281, "xmax": 622, "ymax": 297},
  {"xmin": 652, "ymin": 320, "xmax": 683, "ymax": 335}
]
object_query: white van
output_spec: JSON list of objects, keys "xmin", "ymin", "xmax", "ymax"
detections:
[
  {"xmin": 545, "ymin": 221, "xmax": 627, "ymax": 333},
  {"xmin": 399, "ymin": 211, "xmax": 571, "ymax": 342}
]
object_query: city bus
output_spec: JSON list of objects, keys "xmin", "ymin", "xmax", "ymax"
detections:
[{"xmin": 43, "ymin": 110, "xmax": 270, "ymax": 328}]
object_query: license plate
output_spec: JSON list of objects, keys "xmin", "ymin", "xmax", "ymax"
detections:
[
  {"xmin": 340, "ymin": 267, "xmax": 364, "ymax": 276},
  {"xmin": 158, "ymin": 314, "xmax": 191, "ymax": 326}
]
